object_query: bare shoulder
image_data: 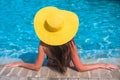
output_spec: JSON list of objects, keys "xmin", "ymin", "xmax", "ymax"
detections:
[
  {"xmin": 39, "ymin": 42, "xmax": 47, "ymax": 51},
  {"xmin": 39, "ymin": 42, "xmax": 54, "ymax": 58}
]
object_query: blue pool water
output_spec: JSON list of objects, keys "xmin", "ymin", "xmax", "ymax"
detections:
[{"xmin": 0, "ymin": 0, "xmax": 120, "ymax": 65}]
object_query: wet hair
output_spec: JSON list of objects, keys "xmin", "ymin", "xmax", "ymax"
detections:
[{"xmin": 42, "ymin": 39, "xmax": 75, "ymax": 73}]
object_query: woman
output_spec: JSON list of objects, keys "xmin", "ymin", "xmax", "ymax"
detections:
[{"xmin": 6, "ymin": 7, "xmax": 118, "ymax": 73}]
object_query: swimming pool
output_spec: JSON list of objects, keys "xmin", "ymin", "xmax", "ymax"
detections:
[{"xmin": 0, "ymin": 0, "xmax": 120, "ymax": 65}]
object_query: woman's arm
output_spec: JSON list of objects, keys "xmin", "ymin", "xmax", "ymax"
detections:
[
  {"xmin": 6, "ymin": 43, "xmax": 45, "ymax": 71},
  {"xmin": 70, "ymin": 41, "xmax": 118, "ymax": 72}
]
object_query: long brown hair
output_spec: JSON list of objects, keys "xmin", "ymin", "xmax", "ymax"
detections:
[{"xmin": 42, "ymin": 39, "xmax": 75, "ymax": 73}]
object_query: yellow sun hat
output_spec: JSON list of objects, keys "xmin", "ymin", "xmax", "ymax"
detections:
[{"xmin": 34, "ymin": 6, "xmax": 79, "ymax": 46}]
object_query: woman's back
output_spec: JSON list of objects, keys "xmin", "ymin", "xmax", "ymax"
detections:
[{"xmin": 41, "ymin": 40, "xmax": 75, "ymax": 73}]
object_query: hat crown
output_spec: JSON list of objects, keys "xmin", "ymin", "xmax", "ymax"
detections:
[{"xmin": 45, "ymin": 14, "xmax": 63, "ymax": 32}]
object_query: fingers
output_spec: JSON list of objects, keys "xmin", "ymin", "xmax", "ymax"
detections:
[
  {"xmin": 108, "ymin": 65, "xmax": 118, "ymax": 69},
  {"xmin": 5, "ymin": 62, "xmax": 20, "ymax": 68},
  {"xmin": 105, "ymin": 66, "xmax": 115, "ymax": 71},
  {"xmin": 5, "ymin": 63, "xmax": 13, "ymax": 67},
  {"xmin": 104, "ymin": 64, "xmax": 118, "ymax": 70},
  {"xmin": 100, "ymin": 63, "xmax": 118, "ymax": 71}
]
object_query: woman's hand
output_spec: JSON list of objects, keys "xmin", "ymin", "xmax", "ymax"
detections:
[
  {"xmin": 5, "ymin": 62, "xmax": 23, "ymax": 68},
  {"xmin": 99, "ymin": 63, "xmax": 118, "ymax": 70}
]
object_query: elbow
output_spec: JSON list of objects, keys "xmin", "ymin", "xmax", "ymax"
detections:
[
  {"xmin": 77, "ymin": 67, "xmax": 92, "ymax": 72},
  {"xmin": 34, "ymin": 65, "xmax": 41, "ymax": 71},
  {"xmin": 77, "ymin": 68, "xmax": 86, "ymax": 72},
  {"xmin": 76, "ymin": 66, "xmax": 86, "ymax": 72},
  {"xmin": 34, "ymin": 68, "xmax": 40, "ymax": 71}
]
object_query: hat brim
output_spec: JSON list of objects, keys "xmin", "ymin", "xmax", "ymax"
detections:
[{"xmin": 34, "ymin": 7, "xmax": 79, "ymax": 46}]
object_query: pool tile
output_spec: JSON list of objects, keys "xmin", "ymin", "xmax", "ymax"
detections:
[
  {"xmin": 99, "ymin": 69, "xmax": 112, "ymax": 78},
  {"xmin": 90, "ymin": 69, "xmax": 99, "ymax": 78},
  {"xmin": 31, "ymin": 70, "xmax": 38, "ymax": 77},
  {"xmin": 39, "ymin": 66, "xmax": 50, "ymax": 78},
  {"xmin": 78, "ymin": 71, "xmax": 89, "ymax": 78},
  {"xmin": 67, "ymin": 67, "xmax": 79, "ymax": 78},
  {"xmin": 0, "ymin": 67, "xmax": 11, "ymax": 76},
  {"xmin": 19, "ymin": 68, "xmax": 30, "ymax": 77},
  {"xmin": 110, "ymin": 69, "xmax": 120, "ymax": 79}
]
